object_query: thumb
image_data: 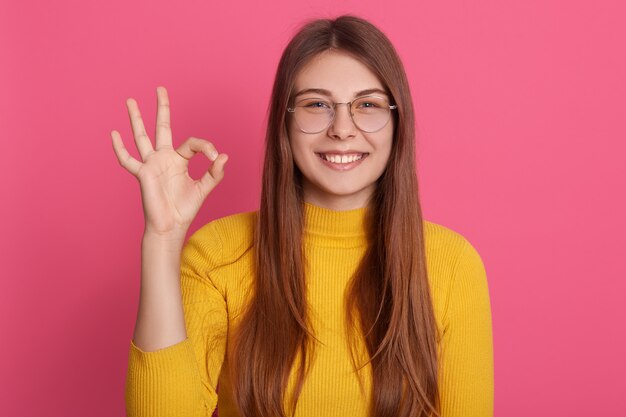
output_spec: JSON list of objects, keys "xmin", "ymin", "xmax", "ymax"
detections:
[{"xmin": 198, "ymin": 153, "xmax": 228, "ymax": 196}]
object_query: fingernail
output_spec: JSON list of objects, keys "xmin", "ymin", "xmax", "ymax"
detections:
[{"xmin": 210, "ymin": 151, "xmax": 218, "ymax": 161}]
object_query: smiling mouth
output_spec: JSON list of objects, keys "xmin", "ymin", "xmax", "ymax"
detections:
[{"xmin": 316, "ymin": 153, "xmax": 368, "ymax": 164}]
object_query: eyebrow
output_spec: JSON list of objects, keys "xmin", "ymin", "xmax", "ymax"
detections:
[{"xmin": 293, "ymin": 88, "xmax": 389, "ymax": 99}]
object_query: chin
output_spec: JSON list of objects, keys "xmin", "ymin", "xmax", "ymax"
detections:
[{"xmin": 306, "ymin": 181, "xmax": 375, "ymax": 205}]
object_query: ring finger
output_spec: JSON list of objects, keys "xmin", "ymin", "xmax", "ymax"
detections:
[{"xmin": 126, "ymin": 97, "xmax": 154, "ymax": 160}]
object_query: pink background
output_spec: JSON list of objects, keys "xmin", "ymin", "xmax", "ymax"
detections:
[{"xmin": 1, "ymin": 0, "xmax": 625, "ymax": 416}]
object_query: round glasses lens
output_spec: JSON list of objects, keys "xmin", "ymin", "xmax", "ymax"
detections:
[
  {"xmin": 293, "ymin": 99, "xmax": 333, "ymax": 133},
  {"xmin": 351, "ymin": 96, "xmax": 391, "ymax": 132}
]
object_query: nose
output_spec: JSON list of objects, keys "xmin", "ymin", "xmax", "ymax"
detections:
[{"xmin": 328, "ymin": 102, "xmax": 357, "ymax": 140}]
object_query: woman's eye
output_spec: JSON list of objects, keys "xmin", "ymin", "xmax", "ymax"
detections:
[{"xmin": 304, "ymin": 101, "xmax": 329, "ymax": 108}]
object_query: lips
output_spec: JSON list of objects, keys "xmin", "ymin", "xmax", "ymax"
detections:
[{"xmin": 314, "ymin": 152, "xmax": 369, "ymax": 171}]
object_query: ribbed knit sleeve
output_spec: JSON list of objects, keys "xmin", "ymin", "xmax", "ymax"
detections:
[
  {"xmin": 125, "ymin": 221, "xmax": 228, "ymax": 417},
  {"xmin": 438, "ymin": 239, "xmax": 494, "ymax": 417}
]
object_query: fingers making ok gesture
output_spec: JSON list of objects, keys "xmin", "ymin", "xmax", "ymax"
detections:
[{"xmin": 111, "ymin": 86, "xmax": 228, "ymax": 238}]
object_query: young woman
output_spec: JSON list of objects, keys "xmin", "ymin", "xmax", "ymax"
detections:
[{"xmin": 112, "ymin": 15, "xmax": 493, "ymax": 417}]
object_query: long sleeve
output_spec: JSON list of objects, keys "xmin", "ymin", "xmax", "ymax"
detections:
[
  {"xmin": 438, "ymin": 239, "xmax": 494, "ymax": 417},
  {"xmin": 125, "ymin": 221, "xmax": 228, "ymax": 417}
]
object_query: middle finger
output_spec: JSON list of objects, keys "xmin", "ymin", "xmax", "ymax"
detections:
[{"xmin": 155, "ymin": 86, "xmax": 173, "ymax": 150}]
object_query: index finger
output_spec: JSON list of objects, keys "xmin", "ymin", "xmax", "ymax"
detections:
[{"xmin": 155, "ymin": 86, "xmax": 173, "ymax": 149}]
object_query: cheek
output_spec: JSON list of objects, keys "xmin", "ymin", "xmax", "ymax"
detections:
[
  {"xmin": 374, "ymin": 127, "xmax": 394, "ymax": 158},
  {"xmin": 375, "ymin": 134, "xmax": 394, "ymax": 171},
  {"xmin": 287, "ymin": 134, "xmax": 308, "ymax": 172}
]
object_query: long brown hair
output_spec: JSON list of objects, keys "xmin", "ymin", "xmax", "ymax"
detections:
[{"xmin": 229, "ymin": 15, "xmax": 441, "ymax": 417}]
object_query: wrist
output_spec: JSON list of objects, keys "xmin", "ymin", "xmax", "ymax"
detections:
[{"xmin": 142, "ymin": 230, "xmax": 186, "ymax": 249}]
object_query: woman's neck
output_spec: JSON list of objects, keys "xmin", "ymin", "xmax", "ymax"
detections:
[{"xmin": 302, "ymin": 202, "xmax": 369, "ymax": 248}]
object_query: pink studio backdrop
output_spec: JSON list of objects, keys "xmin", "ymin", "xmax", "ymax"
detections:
[{"xmin": 1, "ymin": 0, "xmax": 624, "ymax": 416}]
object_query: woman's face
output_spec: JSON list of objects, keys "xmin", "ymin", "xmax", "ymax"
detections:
[{"xmin": 288, "ymin": 50, "xmax": 394, "ymax": 211}]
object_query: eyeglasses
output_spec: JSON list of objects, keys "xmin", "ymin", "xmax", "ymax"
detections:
[{"xmin": 287, "ymin": 95, "xmax": 397, "ymax": 134}]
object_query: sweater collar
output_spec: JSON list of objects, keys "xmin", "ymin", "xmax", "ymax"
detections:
[{"xmin": 303, "ymin": 202, "xmax": 369, "ymax": 248}]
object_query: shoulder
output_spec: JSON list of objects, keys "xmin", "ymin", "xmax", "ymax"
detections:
[
  {"xmin": 423, "ymin": 220, "xmax": 485, "ymax": 271},
  {"xmin": 422, "ymin": 220, "xmax": 489, "ymax": 327},
  {"xmin": 423, "ymin": 220, "xmax": 470, "ymax": 253},
  {"xmin": 423, "ymin": 220, "xmax": 483, "ymax": 271},
  {"xmin": 182, "ymin": 210, "xmax": 258, "ymax": 271},
  {"xmin": 197, "ymin": 210, "xmax": 257, "ymax": 247}
]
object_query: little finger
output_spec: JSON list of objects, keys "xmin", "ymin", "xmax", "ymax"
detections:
[{"xmin": 111, "ymin": 130, "xmax": 142, "ymax": 175}]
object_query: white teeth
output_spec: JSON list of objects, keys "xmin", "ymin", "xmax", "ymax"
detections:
[{"xmin": 320, "ymin": 153, "xmax": 364, "ymax": 164}]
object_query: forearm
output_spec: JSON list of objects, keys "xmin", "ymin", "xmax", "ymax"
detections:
[{"xmin": 132, "ymin": 232, "xmax": 188, "ymax": 352}]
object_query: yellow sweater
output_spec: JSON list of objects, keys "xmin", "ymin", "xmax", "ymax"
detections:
[{"xmin": 125, "ymin": 203, "xmax": 494, "ymax": 417}]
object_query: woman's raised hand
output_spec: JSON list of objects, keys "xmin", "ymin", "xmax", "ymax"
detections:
[{"xmin": 111, "ymin": 86, "xmax": 228, "ymax": 239}]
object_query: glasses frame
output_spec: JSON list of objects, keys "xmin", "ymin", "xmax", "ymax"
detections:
[{"xmin": 286, "ymin": 95, "xmax": 398, "ymax": 134}]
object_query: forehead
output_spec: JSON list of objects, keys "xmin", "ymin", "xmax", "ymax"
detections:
[{"xmin": 293, "ymin": 50, "xmax": 386, "ymax": 98}]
